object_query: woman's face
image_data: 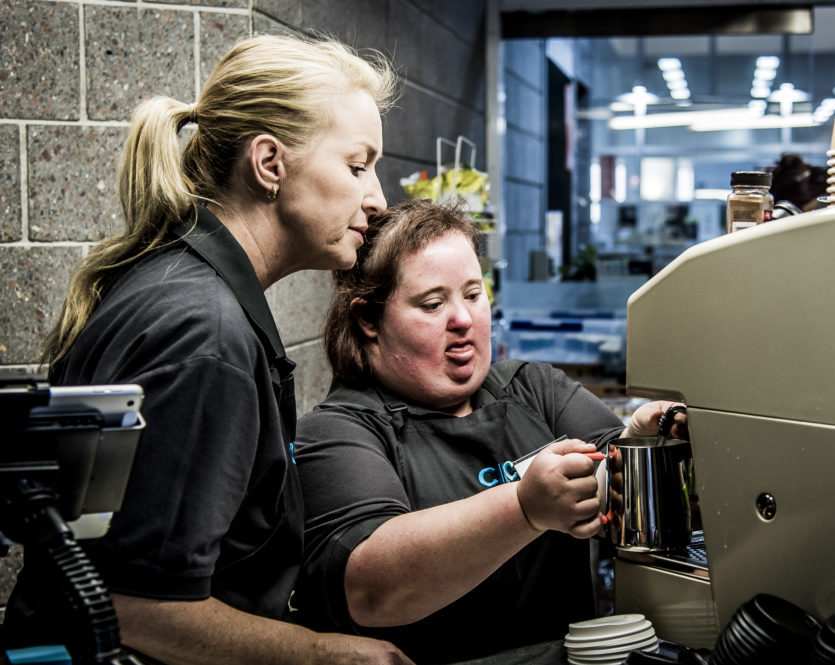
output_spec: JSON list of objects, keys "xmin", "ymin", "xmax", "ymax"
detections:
[
  {"xmin": 362, "ymin": 231, "xmax": 492, "ymax": 416},
  {"xmin": 276, "ymin": 88, "xmax": 386, "ymax": 272}
]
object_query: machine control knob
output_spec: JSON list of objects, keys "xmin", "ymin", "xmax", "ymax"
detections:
[{"xmin": 756, "ymin": 492, "xmax": 777, "ymax": 520}]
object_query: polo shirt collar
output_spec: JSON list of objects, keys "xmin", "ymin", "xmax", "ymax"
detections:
[
  {"xmin": 173, "ymin": 206, "xmax": 292, "ymax": 372},
  {"xmin": 370, "ymin": 379, "xmax": 497, "ymax": 417}
]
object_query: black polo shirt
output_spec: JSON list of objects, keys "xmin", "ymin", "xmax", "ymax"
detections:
[
  {"xmin": 294, "ymin": 361, "xmax": 625, "ymax": 663},
  {"xmin": 7, "ymin": 208, "xmax": 303, "ymax": 640}
]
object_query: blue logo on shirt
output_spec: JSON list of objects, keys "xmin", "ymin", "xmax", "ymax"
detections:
[{"xmin": 478, "ymin": 460, "xmax": 518, "ymax": 487}]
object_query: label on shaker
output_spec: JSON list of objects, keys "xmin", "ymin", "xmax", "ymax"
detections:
[{"xmin": 729, "ymin": 199, "xmax": 763, "ymax": 222}]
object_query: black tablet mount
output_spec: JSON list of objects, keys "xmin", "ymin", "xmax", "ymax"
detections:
[{"xmin": 0, "ymin": 379, "xmax": 143, "ymax": 665}]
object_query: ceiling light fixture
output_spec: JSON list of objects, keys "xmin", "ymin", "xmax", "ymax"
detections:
[
  {"xmin": 750, "ymin": 55, "xmax": 780, "ymax": 100},
  {"xmin": 657, "ymin": 57, "xmax": 690, "ymax": 102},
  {"xmin": 768, "ymin": 82, "xmax": 809, "ymax": 117},
  {"xmin": 689, "ymin": 112, "xmax": 816, "ymax": 131},
  {"xmin": 609, "ymin": 107, "xmax": 760, "ymax": 130},
  {"xmin": 658, "ymin": 57, "xmax": 682, "ymax": 71},
  {"xmin": 616, "ymin": 85, "xmax": 659, "ymax": 116},
  {"xmin": 609, "ymin": 104, "xmax": 819, "ymax": 132},
  {"xmin": 813, "ymin": 98, "xmax": 835, "ymax": 124}
]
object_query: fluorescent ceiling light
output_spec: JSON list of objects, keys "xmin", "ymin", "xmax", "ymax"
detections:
[
  {"xmin": 769, "ymin": 82, "xmax": 809, "ymax": 103},
  {"xmin": 658, "ymin": 57, "xmax": 682, "ymax": 71},
  {"xmin": 756, "ymin": 55, "xmax": 780, "ymax": 69},
  {"xmin": 609, "ymin": 105, "xmax": 819, "ymax": 132},
  {"xmin": 750, "ymin": 55, "xmax": 780, "ymax": 105},
  {"xmin": 609, "ymin": 107, "xmax": 758, "ymax": 130},
  {"xmin": 690, "ymin": 112, "xmax": 816, "ymax": 131},
  {"xmin": 814, "ymin": 99, "xmax": 835, "ymax": 122},
  {"xmin": 754, "ymin": 68, "xmax": 777, "ymax": 81},
  {"xmin": 617, "ymin": 85, "xmax": 659, "ymax": 104}
]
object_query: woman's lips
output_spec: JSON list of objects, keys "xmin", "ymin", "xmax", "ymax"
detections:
[{"xmin": 446, "ymin": 341, "xmax": 474, "ymax": 363}]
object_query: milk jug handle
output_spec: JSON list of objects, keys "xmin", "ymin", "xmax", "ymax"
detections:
[{"xmin": 656, "ymin": 404, "xmax": 687, "ymax": 443}]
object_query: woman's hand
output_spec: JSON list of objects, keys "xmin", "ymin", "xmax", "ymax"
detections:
[
  {"xmin": 515, "ymin": 438, "xmax": 602, "ymax": 538},
  {"xmin": 622, "ymin": 401, "xmax": 688, "ymax": 440}
]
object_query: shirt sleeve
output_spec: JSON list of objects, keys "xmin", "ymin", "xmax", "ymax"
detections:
[
  {"xmin": 88, "ymin": 354, "xmax": 262, "ymax": 599},
  {"xmin": 293, "ymin": 406, "xmax": 409, "ymax": 631},
  {"xmin": 509, "ymin": 362, "xmax": 626, "ymax": 450}
]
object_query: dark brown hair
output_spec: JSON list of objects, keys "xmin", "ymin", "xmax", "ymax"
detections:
[
  {"xmin": 324, "ymin": 198, "xmax": 482, "ymax": 381},
  {"xmin": 769, "ymin": 153, "xmax": 826, "ymax": 210}
]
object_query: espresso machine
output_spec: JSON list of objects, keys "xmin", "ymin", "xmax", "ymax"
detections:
[{"xmin": 612, "ymin": 205, "xmax": 835, "ymax": 649}]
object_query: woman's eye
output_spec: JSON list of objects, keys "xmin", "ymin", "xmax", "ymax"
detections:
[
  {"xmin": 421, "ymin": 302, "xmax": 441, "ymax": 311},
  {"xmin": 350, "ymin": 165, "xmax": 367, "ymax": 176}
]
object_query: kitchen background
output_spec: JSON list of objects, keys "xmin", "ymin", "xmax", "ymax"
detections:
[{"xmin": 2, "ymin": 0, "xmax": 834, "ymax": 605}]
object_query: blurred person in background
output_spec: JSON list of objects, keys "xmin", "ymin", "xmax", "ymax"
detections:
[{"xmin": 769, "ymin": 153, "xmax": 827, "ymax": 218}]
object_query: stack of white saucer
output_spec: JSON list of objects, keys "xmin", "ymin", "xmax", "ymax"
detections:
[{"xmin": 565, "ymin": 614, "xmax": 659, "ymax": 665}]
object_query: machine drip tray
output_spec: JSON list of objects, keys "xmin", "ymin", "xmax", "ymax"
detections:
[
  {"xmin": 614, "ymin": 532, "xmax": 719, "ymax": 649},
  {"xmin": 616, "ymin": 531, "xmax": 710, "ymax": 580}
]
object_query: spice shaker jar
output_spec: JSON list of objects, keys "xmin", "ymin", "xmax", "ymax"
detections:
[{"xmin": 727, "ymin": 171, "xmax": 773, "ymax": 233}]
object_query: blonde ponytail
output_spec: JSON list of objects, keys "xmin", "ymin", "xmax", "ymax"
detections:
[
  {"xmin": 119, "ymin": 97, "xmax": 197, "ymax": 240},
  {"xmin": 42, "ymin": 97, "xmax": 198, "ymax": 366}
]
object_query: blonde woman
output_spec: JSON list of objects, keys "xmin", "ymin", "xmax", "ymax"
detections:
[{"xmin": 5, "ymin": 34, "xmax": 413, "ymax": 665}]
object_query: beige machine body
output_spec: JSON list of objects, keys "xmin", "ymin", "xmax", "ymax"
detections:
[{"xmin": 617, "ymin": 207, "xmax": 835, "ymax": 645}]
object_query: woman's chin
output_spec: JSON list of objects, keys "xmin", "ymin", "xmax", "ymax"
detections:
[
  {"xmin": 447, "ymin": 365, "xmax": 476, "ymax": 385},
  {"xmin": 335, "ymin": 250, "xmax": 358, "ymax": 270},
  {"xmin": 448, "ymin": 355, "xmax": 490, "ymax": 384}
]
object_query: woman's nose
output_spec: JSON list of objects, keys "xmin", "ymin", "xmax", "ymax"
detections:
[
  {"xmin": 448, "ymin": 301, "xmax": 473, "ymax": 330},
  {"xmin": 364, "ymin": 171, "xmax": 387, "ymax": 216}
]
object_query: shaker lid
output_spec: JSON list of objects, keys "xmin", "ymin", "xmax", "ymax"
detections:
[{"xmin": 731, "ymin": 170, "xmax": 772, "ymax": 187}]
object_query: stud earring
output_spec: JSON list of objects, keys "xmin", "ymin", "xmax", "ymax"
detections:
[{"xmin": 267, "ymin": 185, "xmax": 278, "ymax": 201}]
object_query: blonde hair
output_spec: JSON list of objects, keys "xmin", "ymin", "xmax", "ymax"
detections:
[{"xmin": 42, "ymin": 33, "xmax": 400, "ymax": 366}]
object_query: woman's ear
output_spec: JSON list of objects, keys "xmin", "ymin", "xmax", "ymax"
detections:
[
  {"xmin": 350, "ymin": 298, "xmax": 378, "ymax": 340},
  {"xmin": 248, "ymin": 134, "xmax": 285, "ymax": 195}
]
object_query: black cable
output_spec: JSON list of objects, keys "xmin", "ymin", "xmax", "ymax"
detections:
[
  {"xmin": 3, "ymin": 476, "xmax": 143, "ymax": 665},
  {"xmin": 47, "ymin": 534, "xmax": 122, "ymax": 663}
]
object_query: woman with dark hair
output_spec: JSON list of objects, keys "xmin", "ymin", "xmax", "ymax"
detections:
[
  {"xmin": 293, "ymin": 199, "xmax": 686, "ymax": 664},
  {"xmin": 770, "ymin": 153, "xmax": 827, "ymax": 216}
]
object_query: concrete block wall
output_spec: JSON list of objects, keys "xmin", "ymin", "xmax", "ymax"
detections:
[{"xmin": 0, "ymin": 0, "xmax": 485, "ymax": 603}]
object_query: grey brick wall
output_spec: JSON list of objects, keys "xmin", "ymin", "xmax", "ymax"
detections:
[{"xmin": 0, "ymin": 0, "xmax": 486, "ymax": 606}]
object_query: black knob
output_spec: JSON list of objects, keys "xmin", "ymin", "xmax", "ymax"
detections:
[{"xmin": 756, "ymin": 493, "xmax": 777, "ymax": 520}]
